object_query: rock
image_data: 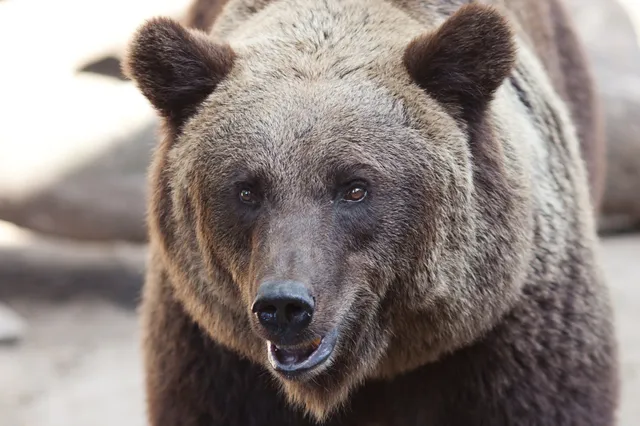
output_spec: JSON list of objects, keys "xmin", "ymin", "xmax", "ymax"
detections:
[
  {"xmin": 0, "ymin": 119, "xmax": 156, "ymax": 243},
  {"xmin": 0, "ymin": 222, "xmax": 146, "ymax": 308},
  {"xmin": 0, "ymin": 303, "xmax": 26, "ymax": 345},
  {"xmin": 598, "ymin": 78, "xmax": 640, "ymax": 233},
  {"xmin": 566, "ymin": 0, "xmax": 640, "ymax": 75},
  {"xmin": 0, "ymin": 0, "xmax": 192, "ymax": 244},
  {"xmin": 0, "ymin": 69, "xmax": 157, "ymax": 243},
  {"xmin": 566, "ymin": 0, "xmax": 640, "ymax": 233}
]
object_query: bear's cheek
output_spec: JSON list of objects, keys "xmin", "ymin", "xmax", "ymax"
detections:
[{"xmin": 186, "ymin": 187, "xmax": 259, "ymax": 294}]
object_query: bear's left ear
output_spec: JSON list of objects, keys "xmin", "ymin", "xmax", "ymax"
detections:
[
  {"xmin": 123, "ymin": 17, "xmax": 235, "ymax": 130},
  {"xmin": 403, "ymin": 4, "xmax": 516, "ymax": 122}
]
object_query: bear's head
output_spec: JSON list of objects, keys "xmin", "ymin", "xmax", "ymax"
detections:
[{"xmin": 125, "ymin": 2, "xmax": 532, "ymax": 420}]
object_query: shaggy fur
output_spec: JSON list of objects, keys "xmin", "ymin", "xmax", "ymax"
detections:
[
  {"xmin": 125, "ymin": 0, "xmax": 619, "ymax": 424},
  {"xmin": 184, "ymin": 0, "xmax": 607, "ymax": 212}
]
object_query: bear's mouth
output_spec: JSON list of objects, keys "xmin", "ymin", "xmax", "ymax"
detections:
[{"xmin": 267, "ymin": 328, "xmax": 338, "ymax": 379}]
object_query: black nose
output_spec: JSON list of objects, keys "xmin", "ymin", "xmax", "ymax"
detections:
[{"xmin": 252, "ymin": 280, "xmax": 314, "ymax": 337}]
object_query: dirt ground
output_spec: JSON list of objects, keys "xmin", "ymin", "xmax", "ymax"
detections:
[{"xmin": 0, "ymin": 234, "xmax": 638, "ymax": 426}]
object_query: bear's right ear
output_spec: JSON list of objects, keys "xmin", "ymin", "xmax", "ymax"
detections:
[
  {"xmin": 403, "ymin": 4, "xmax": 516, "ymax": 122},
  {"xmin": 123, "ymin": 17, "xmax": 235, "ymax": 130}
]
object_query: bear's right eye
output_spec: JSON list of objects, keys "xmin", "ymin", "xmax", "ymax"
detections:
[
  {"xmin": 239, "ymin": 188, "xmax": 258, "ymax": 205},
  {"xmin": 342, "ymin": 184, "xmax": 368, "ymax": 203}
]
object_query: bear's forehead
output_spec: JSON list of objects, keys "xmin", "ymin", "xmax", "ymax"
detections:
[
  {"xmin": 193, "ymin": 77, "xmax": 409, "ymax": 151},
  {"xmin": 221, "ymin": 0, "xmax": 432, "ymax": 50},
  {"xmin": 180, "ymin": 66, "xmax": 463, "ymax": 186},
  {"xmin": 213, "ymin": 0, "xmax": 449, "ymax": 86},
  {"xmin": 178, "ymin": 78, "xmax": 428, "ymax": 190}
]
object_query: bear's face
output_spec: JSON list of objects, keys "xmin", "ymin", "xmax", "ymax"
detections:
[
  {"xmin": 126, "ymin": 3, "xmax": 528, "ymax": 419},
  {"xmin": 174, "ymin": 74, "xmax": 459, "ymax": 382}
]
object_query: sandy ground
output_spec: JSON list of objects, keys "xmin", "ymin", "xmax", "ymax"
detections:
[{"xmin": 0, "ymin": 234, "xmax": 638, "ymax": 426}]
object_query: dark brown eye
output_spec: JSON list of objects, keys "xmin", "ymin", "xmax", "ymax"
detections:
[
  {"xmin": 239, "ymin": 189, "xmax": 257, "ymax": 204},
  {"xmin": 343, "ymin": 185, "xmax": 367, "ymax": 202}
]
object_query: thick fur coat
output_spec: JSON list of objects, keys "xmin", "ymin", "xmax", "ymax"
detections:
[{"xmin": 125, "ymin": 0, "xmax": 618, "ymax": 424}]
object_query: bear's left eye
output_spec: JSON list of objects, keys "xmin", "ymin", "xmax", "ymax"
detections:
[
  {"xmin": 239, "ymin": 188, "xmax": 258, "ymax": 204},
  {"xmin": 343, "ymin": 185, "xmax": 368, "ymax": 203}
]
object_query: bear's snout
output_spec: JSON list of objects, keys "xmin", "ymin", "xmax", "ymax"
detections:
[
  {"xmin": 251, "ymin": 280, "xmax": 314, "ymax": 341},
  {"xmin": 251, "ymin": 280, "xmax": 338, "ymax": 379}
]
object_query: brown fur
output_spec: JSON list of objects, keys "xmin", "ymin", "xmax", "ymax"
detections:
[
  {"xmin": 494, "ymin": 0, "xmax": 607, "ymax": 213},
  {"xmin": 183, "ymin": 0, "xmax": 228, "ymax": 31},
  {"xmin": 183, "ymin": 0, "xmax": 607, "ymax": 212},
  {"xmin": 124, "ymin": 17, "xmax": 235, "ymax": 132},
  {"xmin": 125, "ymin": 0, "xmax": 618, "ymax": 424}
]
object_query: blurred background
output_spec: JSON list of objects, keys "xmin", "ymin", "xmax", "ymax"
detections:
[{"xmin": 0, "ymin": 0, "xmax": 638, "ymax": 425}]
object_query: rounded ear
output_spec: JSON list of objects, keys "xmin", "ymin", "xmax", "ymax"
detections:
[
  {"xmin": 123, "ymin": 17, "xmax": 235, "ymax": 130},
  {"xmin": 403, "ymin": 4, "xmax": 516, "ymax": 121}
]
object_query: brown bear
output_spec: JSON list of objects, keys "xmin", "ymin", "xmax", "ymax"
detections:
[{"xmin": 124, "ymin": 0, "xmax": 619, "ymax": 424}]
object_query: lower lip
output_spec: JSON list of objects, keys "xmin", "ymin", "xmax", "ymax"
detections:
[{"xmin": 267, "ymin": 328, "xmax": 339, "ymax": 378}]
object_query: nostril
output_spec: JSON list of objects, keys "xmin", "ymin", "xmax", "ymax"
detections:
[
  {"xmin": 285, "ymin": 303, "xmax": 311, "ymax": 326},
  {"xmin": 252, "ymin": 280, "xmax": 314, "ymax": 332},
  {"xmin": 256, "ymin": 305, "xmax": 278, "ymax": 326}
]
